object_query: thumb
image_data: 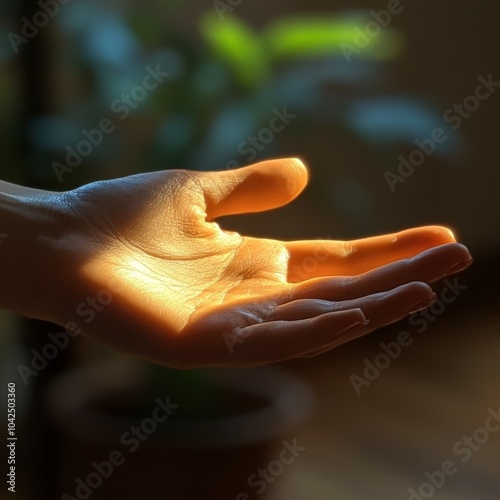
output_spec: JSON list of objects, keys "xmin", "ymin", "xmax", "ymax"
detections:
[{"xmin": 199, "ymin": 158, "xmax": 309, "ymax": 219}]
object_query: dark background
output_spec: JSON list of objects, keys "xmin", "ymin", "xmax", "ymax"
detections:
[{"xmin": 0, "ymin": 1, "xmax": 499, "ymax": 499}]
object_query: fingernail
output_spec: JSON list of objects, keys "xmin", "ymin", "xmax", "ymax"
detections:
[
  {"xmin": 446, "ymin": 258, "xmax": 473, "ymax": 275},
  {"xmin": 408, "ymin": 293, "xmax": 436, "ymax": 314},
  {"xmin": 338, "ymin": 318, "xmax": 370, "ymax": 336}
]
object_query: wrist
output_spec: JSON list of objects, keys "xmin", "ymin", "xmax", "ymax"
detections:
[{"xmin": 0, "ymin": 184, "xmax": 71, "ymax": 322}]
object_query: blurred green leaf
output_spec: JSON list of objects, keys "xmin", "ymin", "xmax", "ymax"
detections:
[
  {"xmin": 128, "ymin": 11, "xmax": 166, "ymax": 44},
  {"xmin": 264, "ymin": 16, "xmax": 404, "ymax": 61},
  {"xmin": 199, "ymin": 12, "xmax": 268, "ymax": 87}
]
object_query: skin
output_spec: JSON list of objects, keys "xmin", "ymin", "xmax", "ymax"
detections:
[{"xmin": 0, "ymin": 158, "xmax": 472, "ymax": 368}]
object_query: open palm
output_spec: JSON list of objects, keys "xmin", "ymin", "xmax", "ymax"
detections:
[{"xmin": 56, "ymin": 158, "xmax": 471, "ymax": 367}]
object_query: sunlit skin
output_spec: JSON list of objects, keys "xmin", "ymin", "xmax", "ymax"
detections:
[{"xmin": 0, "ymin": 158, "xmax": 472, "ymax": 367}]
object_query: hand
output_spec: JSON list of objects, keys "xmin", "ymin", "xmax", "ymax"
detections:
[{"xmin": 31, "ymin": 158, "xmax": 471, "ymax": 367}]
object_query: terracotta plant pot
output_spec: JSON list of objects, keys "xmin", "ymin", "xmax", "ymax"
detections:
[{"xmin": 47, "ymin": 359, "xmax": 314, "ymax": 499}]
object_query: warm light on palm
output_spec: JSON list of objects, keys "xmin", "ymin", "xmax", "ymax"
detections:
[{"xmin": 59, "ymin": 158, "xmax": 471, "ymax": 368}]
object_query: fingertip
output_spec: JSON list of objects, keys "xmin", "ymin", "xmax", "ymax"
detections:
[
  {"xmin": 338, "ymin": 308, "xmax": 370, "ymax": 331},
  {"xmin": 344, "ymin": 307, "xmax": 368, "ymax": 324},
  {"xmin": 255, "ymin": 157, "xmax": 309, "ymax": 200},
  {"xmin": 308, "ymin": 308, "xmax": 369, "ymax": 353},
  {"xmin": 315, "ymin": 307, "xmax": 368, "ymax": 332},
  {"xmin": 403, "ymin": 280, "xmax": 435, "ymax": 298},
  {"xmin": 419, "ymin": 225, "xmax": 456, "ymax": 243},
  {"xmin": 202, "ymin": 157, "xmax": 311, "ymax": 218},
  {"xmin": 405, "ymin": 242, "xmax": 472, "ymax": 285},
  {"xmin": 287, "ymin": 157, "xmax": 310, "ymax": 191}
]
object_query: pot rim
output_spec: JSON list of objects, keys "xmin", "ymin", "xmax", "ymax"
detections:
[{"xmin": 46, "ymin": 358, "xmax": 315, "ymax": 448}]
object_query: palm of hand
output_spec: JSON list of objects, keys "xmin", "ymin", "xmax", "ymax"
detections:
[
  {"xmin": 71, "ymin": 169, "xmax": 292, "ymax": 320},
  {"xmin": 61, "ymin": 160, "xmax": 471, "ymax": 367}
]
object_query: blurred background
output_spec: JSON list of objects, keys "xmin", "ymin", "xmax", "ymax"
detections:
[{"xmin": 0, "ymin": 0, "xmax": 499, "ymax": 498}]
